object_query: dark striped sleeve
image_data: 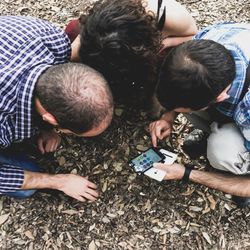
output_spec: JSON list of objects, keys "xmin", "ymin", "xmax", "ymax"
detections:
[{"xmin": 0, "ymin": 164, "xmax": 24, "ymax": 193}]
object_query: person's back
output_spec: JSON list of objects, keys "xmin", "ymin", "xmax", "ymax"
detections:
[
  {"xmin": 0, "ymin": 16, "xmax": 114, "ymax": 202},
  {"xmin": 0, "ymin": 16, "xmax": 71, "ymax": 147}
]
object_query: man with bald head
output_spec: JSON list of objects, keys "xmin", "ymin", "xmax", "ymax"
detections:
[{"xmin": 0, "ymin": 16, "xmax": 113, "ymax": 202}]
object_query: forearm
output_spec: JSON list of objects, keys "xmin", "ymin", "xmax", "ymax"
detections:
[
  {"xmin": 22, "ymin": 171, "xmax": 98, "ymax": 202},
  {"xmin": 190, "ymin": 170, "xmax": 250, "ymax": 197},
  {"xmin": 22, "ymin": 171, "xmax": 64, "ymax": 190}
]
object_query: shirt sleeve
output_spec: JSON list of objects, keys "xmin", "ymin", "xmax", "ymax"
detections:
[
  {"xmin": 0, "ymin": 164, "xmax": 24, "ymax": 193},
  {"xmin": 234, "ymin": 91, "xmax": 250, "ymax": 151}
]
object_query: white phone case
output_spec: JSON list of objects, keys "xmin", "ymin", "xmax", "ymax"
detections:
[
  {"xmin": 159, "ymin": 149, "xmax": 177, "ymax": 164},
  {"xmin": 144, "ymin": 167, "xmax": 166, "ymax": 182},
  {"xmin": 144, "ymin": 149, "xmax": 178, "ymax": 181}
]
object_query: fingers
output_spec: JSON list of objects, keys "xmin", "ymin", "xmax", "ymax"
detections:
[
  {"xmin": 82, "ymin": 192, "xmax": 98, "ymax": 202},
  {"xmin": 155, "ymin": 125, "xmax": 164, "ymax": 140},
  {"xmin": 37, "ymin": 131, "xmax": 61, "ymax": 154},
  {"xmin": 61, "ymin": 175, "xmax": 99, "ymax": 202},
  {"xmin": 153, "ymin": 162, "xmax": 169, "ymax": 171},
  {"xmin": 45, "ymin": 138, "xmax": 61, "ymax": 153},
  {"xmin": 75, "ymin": 196, "xmax": 86, "ymax": 202},
  {"xmin": 161, "ymin": 129, "xmax": 171, "ymax": 139},
  {"xmin": 149, "ymin": 120, "xmax": 170, "ymax": 146},
  {"xmin": 87, "ymin": 181, "xmax": 97, "ymax": 190},
  {"xmin": 151, "ymin": 132, "xmax": 158, "ymax": 147},
  {"xmin": 37, "ymin": 138, "xmax": 45, "ymax": 154},
  {"xmin": 86, "ymin": 187, "xmax": 99, "ymax": 198}
]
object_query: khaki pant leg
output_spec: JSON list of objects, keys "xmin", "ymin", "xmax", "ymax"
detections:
[{"xmin": 207, "ymin": 122, "xmax": 250, "ymax": 175}]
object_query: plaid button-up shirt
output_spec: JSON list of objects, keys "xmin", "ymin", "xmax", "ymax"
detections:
[
  {"xmin": 0, "ymin": 16, "xmax": 71, "ymax": 193},
  {"xmin": 194, "ymin": 23, "xmax": 250, "ymax": 151}
]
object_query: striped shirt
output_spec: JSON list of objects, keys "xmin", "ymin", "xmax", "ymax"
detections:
[
  {"xmin": 194, "ymin": 23, "xmax": 250, "ymax": 151},
  {"xmin": 0, "ymin": 16, "xmax": 71, "ymax": 193}
]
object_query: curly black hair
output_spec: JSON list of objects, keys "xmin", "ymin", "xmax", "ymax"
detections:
[{"xmin": 79, "ymin": 0, "xmax": 162, "ymax": 107}]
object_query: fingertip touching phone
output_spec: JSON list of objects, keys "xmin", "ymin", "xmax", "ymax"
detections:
[{"xmin": 129, "ymin": 147, "xmax": 165, "ymax": 174}]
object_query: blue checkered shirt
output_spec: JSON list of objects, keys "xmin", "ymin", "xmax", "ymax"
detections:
[
  {"xmin": 0, "ymin": 16, "xmax": 71, "ymax": 193},
  {"xmin": 194, "ymin": 23, "xmax": 250, "ymax": 151}
]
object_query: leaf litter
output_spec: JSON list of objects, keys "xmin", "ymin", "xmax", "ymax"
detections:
[{"xmin": 0, "ymin": 0, "xmax": 250, "ymax": 249}]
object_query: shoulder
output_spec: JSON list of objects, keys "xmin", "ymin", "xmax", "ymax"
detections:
[{"xmin": 0, "ymin": 16, "xmax": 68, "ymax": 44}]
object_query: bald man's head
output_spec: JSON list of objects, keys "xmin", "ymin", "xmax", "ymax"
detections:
[{"xmin": 36, "ymin": 63, "xmax": 113, "ymax": 134}]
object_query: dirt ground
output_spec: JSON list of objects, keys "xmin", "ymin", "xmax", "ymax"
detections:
[{"xmin": 1, "ymin": 0, "xmax": 250, "ymax": 249}]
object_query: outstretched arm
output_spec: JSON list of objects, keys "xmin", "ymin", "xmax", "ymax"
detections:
[
  {"xmin": 162, "ymin": 0, "xmax": 198, "ymax": 47},
  {"xmin": 22, "ymin": 171, "xmax": 99, "ymax": 202},
  {"xmin": 154, "ymin": 163, "xmax": 250, "ymax": 197},
  {"xmin": 190, "ymin": 170, "xmax": 250, "ymax": 197}
]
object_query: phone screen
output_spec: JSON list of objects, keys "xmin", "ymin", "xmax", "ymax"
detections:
[{"xmin": 131, "ymin": 148, "xmax": 163, "ymax": 173}]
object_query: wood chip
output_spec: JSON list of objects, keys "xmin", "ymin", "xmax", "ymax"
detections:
[
  {"xmin": 202, "ymin": 232, "xmax": 212, "ymax": 245},
  {"xmin": 0, "ymin": 213, "xmax": 9, "ymax": 225},
  {"xmin": 61, "ymin": 210, "xmax": 78, "ymax": 215},
  {"xmin": 88, "ymin": 240, "xmax": 96, "ymax": 250},
  {"xmin": 207, "ymin": 195, "xmax": 217, "ymax": 210},
  {"xmin": 24, "ymin": 230, "xmax": 35, "ymax": 240}
]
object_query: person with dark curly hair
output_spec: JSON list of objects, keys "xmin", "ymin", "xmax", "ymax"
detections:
[{"xmin": 66, "ymin": 0, "xmax": 197, "ymax": 107}]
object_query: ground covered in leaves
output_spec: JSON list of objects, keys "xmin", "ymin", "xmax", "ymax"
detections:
[{"xmin": 1, "ymin": 0, "xmax": 250, "ymax": 249}]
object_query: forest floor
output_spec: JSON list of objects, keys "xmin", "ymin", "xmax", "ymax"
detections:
[{"xmin": 0, "ymin": 0, "xmax": 250, "ymax": 249}]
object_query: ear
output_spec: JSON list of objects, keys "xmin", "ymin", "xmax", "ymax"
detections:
[
  {"xmin": 216, "ymin": 92, "xmax": 230, "ymax": 103},
  {"xmin": 42, "ymin": 112, "xmax": 59, "ymax": 126}
]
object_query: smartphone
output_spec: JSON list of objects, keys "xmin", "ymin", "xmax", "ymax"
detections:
[{"xmin": 129, "ymin": 147, "xmax": 165, "ymax": 174}]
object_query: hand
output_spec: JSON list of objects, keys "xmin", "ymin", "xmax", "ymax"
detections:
[
  {"xmin": 149, "ymin": 119, "xmax": 173, "ymax": 147},
  {"xmin": 58, "ymin": 174, "xmax": 99, "ymax": 202},
  {"xmin": 153, "ymin": 163, "xmax": 185, "ymax": 180},
  {"xmin": 37, "ymin": 130, "xmax": 61, "ymax": 154}
]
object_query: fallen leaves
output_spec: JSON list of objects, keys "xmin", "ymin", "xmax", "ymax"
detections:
[
  {"xmin": 202, "ymin": 232, "xmax": 212, "ymax": 245},
  {"xmin": 0, "ymin": 213, "xmax": 9, "ymax": 225}
]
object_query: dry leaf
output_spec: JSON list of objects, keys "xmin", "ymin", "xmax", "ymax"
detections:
[
  {"xmin": 189, "ymin": 206, "xmax": 203, "ymax": 212},
  {"xmin": 117, "ymin": 210, "xmax": 124, "ymax": 216},
  {"xmin": 185, "ymin": 210, "xmax": 196, "ymax": 218},
  {"xmin": 224, "ymin": 203, "xmax": 233, "ymax": 211},
  {"xmin": 136, "ymin": 145, "xmax": 148, "ymax": 151},
  {"xmin": 0, "ymin": 200, "xmax": 3, "ymax": 213},
  {"xmin": 202, "ymin": 207, "xmax": 211, "ymax": 214},
  {"xmin": 107, "ymin": 213, "xmax": 117, "ymax": 218},
  {"xmin": 89, "ymin": 224, "xmax": 95, "ymax": 232},
  {"xmin": 88, "ymin": 240, "xmax": 96, "ymax": 250},
  {"xmin": 202, "ymin": 232, "xmax": 212, "ymax": 245},
  {"xmin": 24, "ymin": 230, "xmax": 35, "ymax": 240},
  {"xmin": 152, "ymin": 226, "xmax": 161, "ymax": 233},
  {"xmin": 102, "ymin": 180, "xmax": 108, "ymax": 192},
  {"xmin": 61, "ymin": 210, "xmax": 78, "ymax": 215},
  {"xmin": 58, "ymin": 156, "xmax": 66, "ymax": 166},
  {"xmin": 207, "ymin": 195, "xmax": 217, "ymax": 210},
  {"xmin": 102, "ymin": 216, "xmax": 110, "ymax": 223},
  {"xmin": 168, "ymin": 227, "xmax": 180, "ymax": 234},
  {"xmin": 115, "ymin": 108, "xmax": 124, "ymax": 116},
  {"xmin": 181, "ymin": 188, "xmax": 195, "ymax": 196},
  {"xmin": 0, "ymin": 213, "xmax": 9, "ymax": 225}
]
